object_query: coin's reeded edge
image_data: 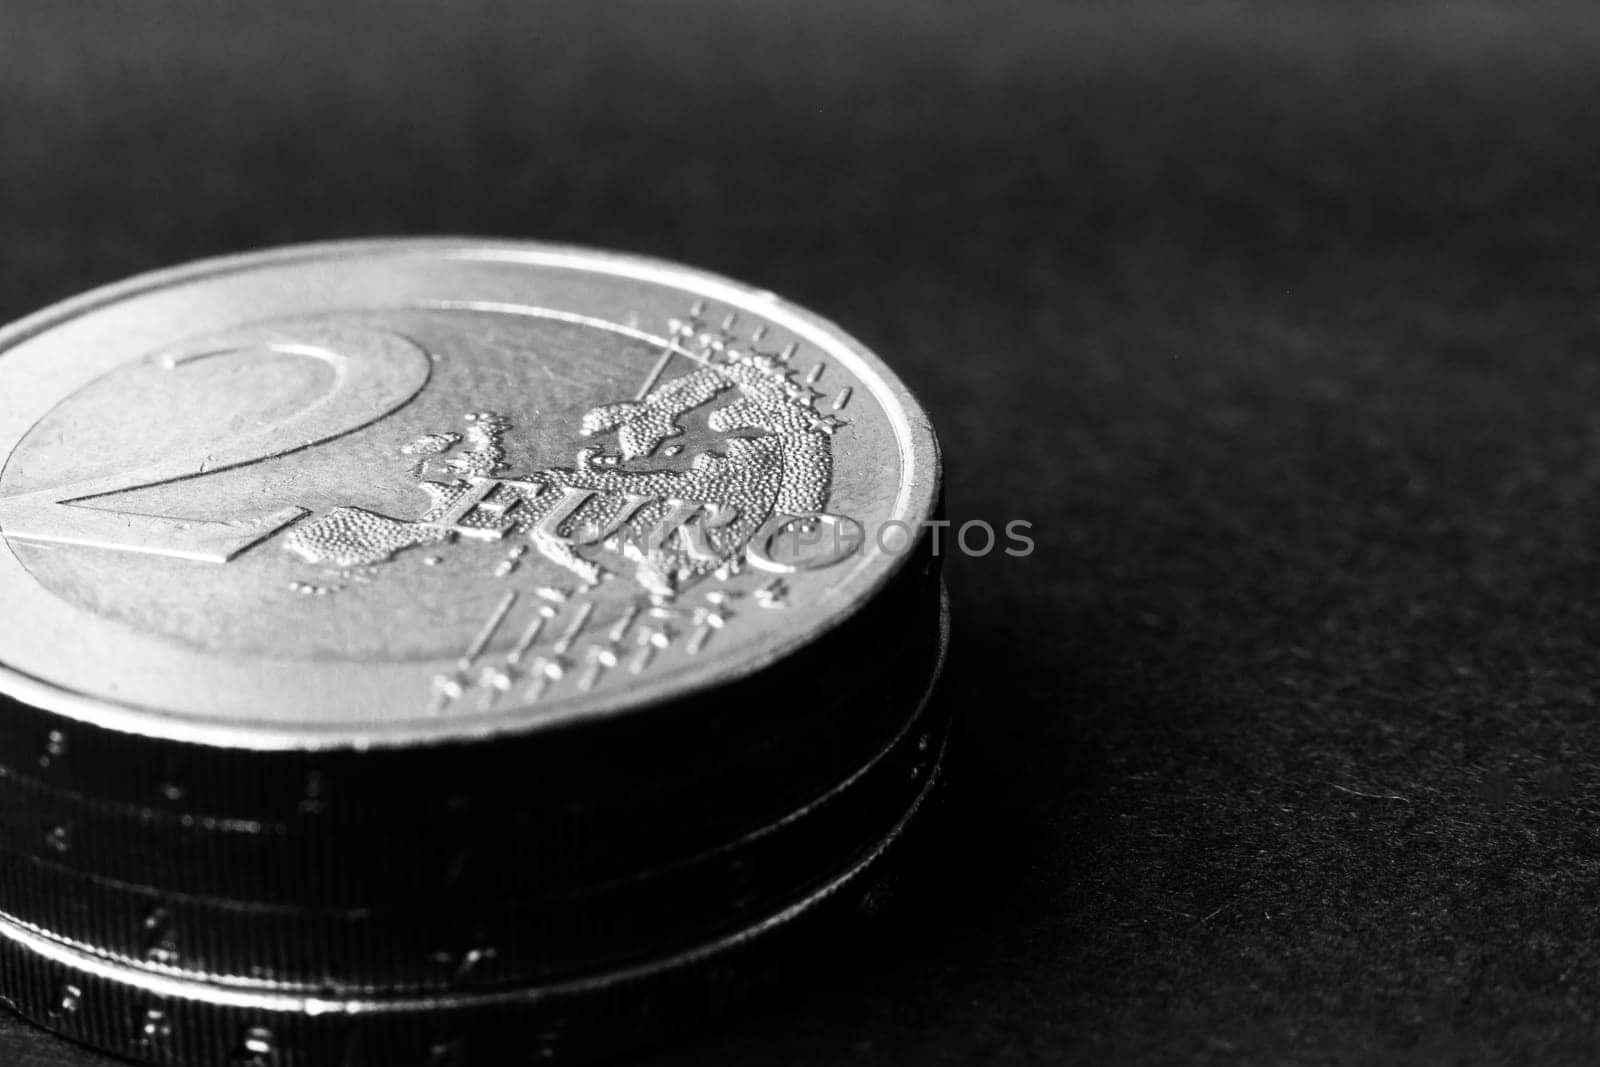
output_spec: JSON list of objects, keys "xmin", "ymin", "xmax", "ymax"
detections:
[
  {"xmin": 0, "ymin": 715, "xmax": 948, "ymax": 1021},
  {"xmin": 0, "ymin": 590, "xmax": 950, "ymax": 992},
  {"xmin": 0, "ymin": 238, "xmax": 941, "ymax": 750}
]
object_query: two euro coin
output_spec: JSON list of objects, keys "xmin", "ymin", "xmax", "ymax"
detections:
[{"xmin": 0, "ymin": 240, "xmax": 947, "ymax": 1065}]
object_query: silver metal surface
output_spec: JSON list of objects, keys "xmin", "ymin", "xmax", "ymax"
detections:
[{"xmin": 0, "ymin": 240, "xmax": 940, "ymax": 748}]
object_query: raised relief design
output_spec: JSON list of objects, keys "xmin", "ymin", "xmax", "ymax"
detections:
[
  {"xmin": 0, "ymin": 327, "xmax": 433, "ymax": 562},
  {"xmin": 286, "ymin": 310, "xmax": 849, "ymax": 595},
  {"xmin": 280, "ymin": 306, "xmax": 864, "ymax": 707}
]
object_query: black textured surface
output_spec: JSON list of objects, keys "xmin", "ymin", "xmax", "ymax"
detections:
[{"xmin": 4, "ymin": 2, "xmax": 1600, "ymax": 1064}]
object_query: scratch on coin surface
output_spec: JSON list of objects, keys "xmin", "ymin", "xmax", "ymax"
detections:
[
  {"xmin": 635, "ymin": 345, "xmax": 678, "ymax": 401},
  {"xmin": 1329, "ymin": 783, "xmax": 1409, "ymax": 802}
]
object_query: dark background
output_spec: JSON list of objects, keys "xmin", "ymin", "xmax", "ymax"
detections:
[{"xmin": 5, "ymin": 2, "xmax": 1600, "ymax": 1063}]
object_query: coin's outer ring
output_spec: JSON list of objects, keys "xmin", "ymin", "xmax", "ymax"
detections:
[
  {"xmin": 0, "ymin": 238, "xmax": 942, "ymax": 750},
  {"xmin": 0, "ymin": 719, "xmax": 950, "ymax": 1066},
  {"xmin": 0, "ymin": 601, "xmax": 948, "ymax": 993},
  {"xmin": 0, "ymin": 534, "xmax": 941, "ymax": 830}
]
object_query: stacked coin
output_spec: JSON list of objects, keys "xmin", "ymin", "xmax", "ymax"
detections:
[{"xmin": 0, "ymin": 241, "xmax": 947, "ymax": 1065}]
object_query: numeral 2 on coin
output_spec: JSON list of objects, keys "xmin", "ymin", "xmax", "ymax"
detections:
[{"xmin": 0, "ymin": 327, "xmax": 431, "ymax": 562}]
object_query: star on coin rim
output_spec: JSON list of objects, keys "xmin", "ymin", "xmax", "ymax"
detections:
[{"xmin": 0, "ymin": 240, "xmax": 940, "ymax": 749}]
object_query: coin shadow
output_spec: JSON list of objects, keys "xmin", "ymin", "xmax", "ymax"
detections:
[
  {"xmin": 785, "ymin": 611, "xmax": 1059, "ymax": 979},
  {"xmin": 833, "ymin": 574, "xmax": 1145, "ymax": 973}
]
